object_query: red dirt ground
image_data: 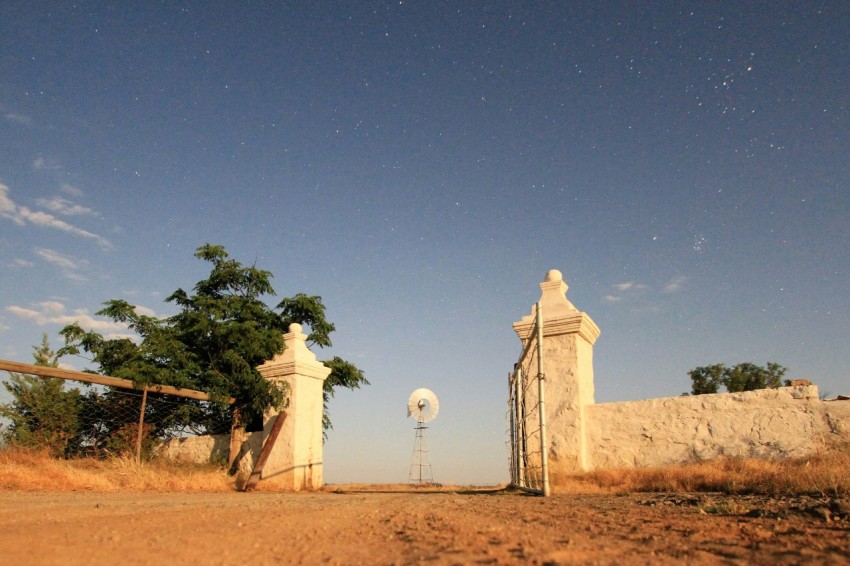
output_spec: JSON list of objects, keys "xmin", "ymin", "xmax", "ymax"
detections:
[{"xmin": 0, "ymin": 487, "xmax": 847, "ymax": 564}]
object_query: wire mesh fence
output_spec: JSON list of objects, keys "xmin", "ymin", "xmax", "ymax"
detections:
[
  {"xmin": 506, "ymin": 302, "xmax": 548, "ymax": 495},
  {"xmin": 1, "ymin": 369, "xmax": 233, "ymax": 462},
  {"xmin": 74, "ymin": 385, "xmax": 232, "ymax": 460}
]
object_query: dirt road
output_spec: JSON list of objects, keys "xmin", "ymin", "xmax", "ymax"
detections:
[{"xmin": 0, "ymin": 488, "xmax": 847, "ymax": 564}]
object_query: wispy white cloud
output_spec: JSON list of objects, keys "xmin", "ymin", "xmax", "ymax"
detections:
[
  {"xmin": 20, "ymin": 207, "xmax": 112, "ymax": 249},
  {"xmin": 35, "ymin": 248, "xmax": 81, "ymax": 271},
  {"xmin": 605, "ymin": 276, "xmax": 688, "ymax": 306},
  {"xmin": 663, "ymin": 276, "xmax": 687, "ymax": 293},
  {"xmin": 60, "ymin": 184, "xmax": 84, "ymax": 198},
  {"xmin": 6, "ymin": 302, "xmax": 129, "ymax": 335},
  {"xmin": 605, "ymin": 281, "xmax": 650, "ymax": 304},
  {"xmin": 0, "ymin": 183, "xmax": 112, "ymax": 249},
  {"xmin": 133, "ymin": 305, "xmax": 158, "ymax": 318},
  {"xmin": 614, "ymin": 281, "xmax": 649, "ymax": 292},
  {"xmin": 6, "ymin": 301, "xmax": 158, "ymax": 341},
  {"xmin": 4, "ymin": 112, "xmax": 31, "ymax": 125},
  {"xmin": 2, "ymin": 258, "xmax": 35, "ymax": 270},
  {"xmin": 33, "ymin": 157, "xmax": 62, "ymax": 171},
  {"xmin": 35, "ymin": 195, "xmax": 97, "ymax": 216},
  {"xmin": 35, "ymin": 248, "xmax": 91, "ymax": 282},
  {"xmin": 0, "ymin": 183, "xmax": 23, "ymax": 225}
]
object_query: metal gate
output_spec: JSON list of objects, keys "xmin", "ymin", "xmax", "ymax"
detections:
[{"xmin": 506, "ymin": 302, "xmax": 550, "ymax": 496}]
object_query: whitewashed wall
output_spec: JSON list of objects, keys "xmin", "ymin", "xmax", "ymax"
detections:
[{"xmin": 584, "ymin": 385, "xmax": 850, "ymax": 470}]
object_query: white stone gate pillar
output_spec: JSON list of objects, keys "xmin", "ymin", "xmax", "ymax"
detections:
[
  {"xmin": 256, "ymin": 323, "xmax": 331, "ymax": 490},
  {"xmin": 513, "ymin": 270, "xmax": 600, "ymax": 480}
]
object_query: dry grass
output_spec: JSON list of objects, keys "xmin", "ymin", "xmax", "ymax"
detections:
[
  {"xmin": 557, "ymin": 447, "xmax": 850, "ymax": 497},
  {"xmin": 2, "ymin": 446, "xmax": 848, "ymax": 496},
  {"xmin": 0, "ymin": 447, "xmax": 236, "ymax": 492}
]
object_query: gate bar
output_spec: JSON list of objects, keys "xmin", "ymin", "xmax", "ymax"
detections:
[{"xmin": 536, "ymin": 302, "xmax": 550, "ymax": 496}]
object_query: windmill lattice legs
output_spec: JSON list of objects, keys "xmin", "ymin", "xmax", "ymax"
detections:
[{"xmin": 409, "ymin": 421, "xmax": 433, "ymax": 484}]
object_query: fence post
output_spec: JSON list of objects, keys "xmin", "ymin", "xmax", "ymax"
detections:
[
  {"xmin": 135, "ymin": 388, "xmax": 148, "ymax": 463},
  {"xmin": 516, "ymin": 366, "xmax": 525, "ymax": 487},
  {"xmin": 228, "ymin": 409, "xmax": 244, "ymax": 472},
  {"xmin": 508, "ymin": 371, "xmax": 517, "ymax": 484}
]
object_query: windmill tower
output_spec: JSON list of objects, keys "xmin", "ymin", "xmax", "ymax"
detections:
[{"xmin": 407, "ymin": 388, "xmax": 439, "ymax": 485}]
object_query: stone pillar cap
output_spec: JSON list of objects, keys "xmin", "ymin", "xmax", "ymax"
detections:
[
  {"xmin": 257, "ymin": 322, "xmax": 331, "ymax": 381},
  {"xmin": 512, "ymin": 269, "xmax": 600, "ymax": 344},
  {"xmin": 539, "ymin": 269, "xmax": 577, "ymax": 315},
  {"xmin": 544, "ymin": 269, "xmax": 563, "ymax": 282}
]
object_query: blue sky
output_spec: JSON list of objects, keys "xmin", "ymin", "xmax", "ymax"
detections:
[{"xmin": 1, "ymin": 2, "xmax": 848, "ymax": 485}]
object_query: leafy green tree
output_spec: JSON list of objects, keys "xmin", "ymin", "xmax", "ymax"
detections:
[
  {"xmin": 59, "ymin": 244, "xmax": 367, "ymax": 434},
  {"xmin": 688, "ymin": 362, "xmax": 787, "ymax": 395},
  {"xmin": 724, "ymin": 362, "xmax": 785, "ymax": 392},
  {"xmin": 687, "ymin": 364, "xmax": 726, "ymax": 395},
  {"xmin": 0, "ymin": 334, "xmax": 82, "ymax": 456}
]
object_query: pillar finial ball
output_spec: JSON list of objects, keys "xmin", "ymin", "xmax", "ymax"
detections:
[
  {"xmin": 544, "ymin": 269, "xmax": 563, "ymax": 283},
  {"xmin": 288, "ymin": 323, "xmax": 303, "ymax": 334}
]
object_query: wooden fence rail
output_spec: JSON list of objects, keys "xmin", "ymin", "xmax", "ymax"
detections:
[
  {"xmin": 0, "ymin": 359, "xmax": 232, "ymax": 403},
  {"xmin": 1, "ymin": 358, "xmax": 239, "ymax": 464}
]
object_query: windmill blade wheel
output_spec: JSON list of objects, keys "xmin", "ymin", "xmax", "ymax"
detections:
[{"xmin": 407, "ymin": 388, "xmax": 439, "ymax": 423}]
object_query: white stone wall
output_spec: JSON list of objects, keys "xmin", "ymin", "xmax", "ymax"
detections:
[
  {"xmin": 157, "ymin": 434, "xmax": 228, "ymax": 465},
  {"xmin": 513, "ymin": 270, "xmax": 850, "ymax": 484},
  {"xmin": 157, "ymin": 432, "xmax": 259, "ymax": 475},
  {"xmin": 823, "ymin": 400, "xmax": 850, "ymax": 437},
  {"xmin": 585, "ymin": 385, "xmax": 850, "ymax": 470}
]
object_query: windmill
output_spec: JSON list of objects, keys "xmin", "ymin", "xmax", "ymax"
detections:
[{"xmin": 407, "ymin": 388, "xmax": 439, "ymax": 485}]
